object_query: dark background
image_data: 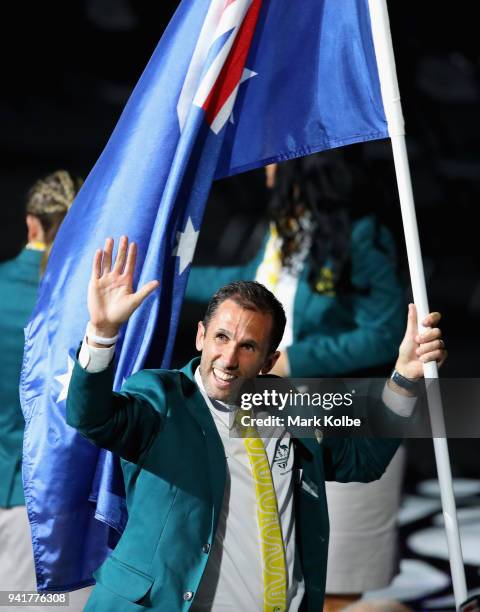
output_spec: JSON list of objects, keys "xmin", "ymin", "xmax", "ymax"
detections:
[{"xmin": 2, "ymin": 1, "xmax": 479, "ymax": 482}]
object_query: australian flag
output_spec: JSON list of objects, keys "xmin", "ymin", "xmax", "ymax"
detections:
[{"xmin": 21, "ymin": 0, "xmax": 390, "ymax": 591}]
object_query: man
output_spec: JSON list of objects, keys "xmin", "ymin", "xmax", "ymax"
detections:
[{"xmin": 66, "ymin": 236, "xmax": 446, "ymax": 611}]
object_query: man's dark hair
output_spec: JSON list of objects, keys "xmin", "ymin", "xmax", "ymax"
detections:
[{"xmin": 203, "ymin": 281, "xmax": 286, "ymax": 355}]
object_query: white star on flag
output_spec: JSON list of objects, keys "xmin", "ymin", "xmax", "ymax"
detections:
[
  {"xmin": 172, "ymin": 217, "xmax": 200, "ymax": 274},
  {"xmin": 54, "ymin": 356, "xmax": 75, "ymax": 403}
]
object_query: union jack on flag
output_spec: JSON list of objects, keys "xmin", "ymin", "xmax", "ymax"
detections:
[
  {"xmin": 21, "ymin": 0, "xmax": 390, "ymax": 591},
  {"xmin": 177, "ymin": 0, "xmax": 261, "ymax": 134}
]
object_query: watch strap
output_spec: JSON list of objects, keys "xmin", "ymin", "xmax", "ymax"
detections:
[{"xmin": 390, "ymin": 369, "xmax": 420, "ymax": 395}]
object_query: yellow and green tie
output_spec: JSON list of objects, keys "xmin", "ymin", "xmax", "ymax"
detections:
[{"xmin": 237, "ymin": 411, "xmax": 287, "ymax": 612}]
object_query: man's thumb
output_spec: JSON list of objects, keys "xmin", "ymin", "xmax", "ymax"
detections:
[
  {"xmin": 137, "ymin": 280, "xmax": 160, "ymax": 302},
  {"xmin": 406, "ymin": 303, "xmax": 418, "ymax": 336}
]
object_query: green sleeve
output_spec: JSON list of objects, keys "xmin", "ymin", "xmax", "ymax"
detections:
[
  {"xmin": 322, "ymin": 378, "xmax": 403, "ymax": 482},
  {"xmin": 185, "ymin": 258, "xmax": 259, "ymax": 303},
  {"xmin": 66, "ymin": 361, "xmax": 163, "ymax": 465},
  {"xmin": 185, "ymin": 264, "xmax": 250, "ymax": 303},
  {"xmin": 287, "ymin": 217, "xmax": 406, "ymax": 377},
  {"xmin": 302, "ymin": 378, "xmax": 404, "ymax": 482},
  {"xmin": 322, "ymin": 436, "xmax": 401, "ymax": 482}
]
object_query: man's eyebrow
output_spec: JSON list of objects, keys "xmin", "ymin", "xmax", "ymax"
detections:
[{"xmin": 215, "ymin": 328, "xmax": 259, "ymax": 349}]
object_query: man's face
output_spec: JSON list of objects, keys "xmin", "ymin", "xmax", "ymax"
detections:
[{"xmin": 196, "ymin": 298, "xmax": 280, "ymax": 402}]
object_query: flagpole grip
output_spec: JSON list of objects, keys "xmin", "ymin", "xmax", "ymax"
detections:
[{"xmin": 368, "ymin": 0, "xmax": 467, "ymax": 607}]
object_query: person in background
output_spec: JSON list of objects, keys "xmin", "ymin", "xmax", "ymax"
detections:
[
  {"xmin": 0, "ymin": 170, "xmax": 89, "ymax": 609},
  {"xmin": 185, "ymin": 150, "xmax": 407, "ymax": 610},
  {"xmin": 25, "ymin": 170, "xmax": 82, "ymax": 273}
]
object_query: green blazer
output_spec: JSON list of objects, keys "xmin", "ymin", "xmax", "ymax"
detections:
[
  {"xmin": 66, "ymin": 356, "xmax": 401, "ymax": 611},
  {"xmin": 185, "ymin": 215, "xmax": 406, "ymax": 377},
  {"xmin": 0, "ymin": 248, "xmax": 42, "ymax": 507}
]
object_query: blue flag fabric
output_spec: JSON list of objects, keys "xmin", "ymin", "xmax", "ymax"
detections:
[{"xmin": 20, "ymin": 0, "xmax": 388, "ymax": 591}]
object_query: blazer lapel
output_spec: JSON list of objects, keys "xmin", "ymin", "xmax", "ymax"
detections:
[{"xmin": 180, "ymin": 359, "xmax": 227, "ymax": 535}]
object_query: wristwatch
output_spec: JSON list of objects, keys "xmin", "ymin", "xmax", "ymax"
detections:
[{"xmin": 390, "ymin": 369, "xmax": 420, "ymax": 395}]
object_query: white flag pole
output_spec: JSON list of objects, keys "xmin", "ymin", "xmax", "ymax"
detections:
[{"xmin": 367, "ymin": 0, "xmax": 467, "ymax": 607}]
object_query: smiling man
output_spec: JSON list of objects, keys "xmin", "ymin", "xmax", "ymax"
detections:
[{"xmin": 66, "ymin": 236, "xmax": 447, "ymax": 612}]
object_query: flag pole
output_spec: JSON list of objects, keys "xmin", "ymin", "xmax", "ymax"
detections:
[{"xmin": 367, "ymin": 0, "xmax": 467, "ymax": 607}]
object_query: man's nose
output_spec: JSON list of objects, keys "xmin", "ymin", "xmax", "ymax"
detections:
[{"xmin": 221, "ymin": 343, "xmax": 239, "ymax": 369}]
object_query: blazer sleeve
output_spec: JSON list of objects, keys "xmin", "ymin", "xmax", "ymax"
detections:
[
  {"xmin": 287, "ymin": 217, "xmax": 406, "ymax": 377},
  {"xmin": 322, "ymin": 436, "xmax": 401, "ymax": 482},
  {"xmin": 66, "ymin": 360, "xmax": 164, "ymax": 465},
  {"xmin": 185, "ymin": 258, "xmax": 259, "ymax": 303},
  {"xmin": 185, "ymin": 264, "xmax": 249, "ymax": 303},
  {"xmin": 324, "ymin": 378, "xmax": 404, "ymax": 482}
]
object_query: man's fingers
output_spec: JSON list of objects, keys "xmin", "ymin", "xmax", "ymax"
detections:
[
  {"xmin": 92, "ymin": 249, "xmax": 102, "ymax": 279},
  {"xmin": 123, "ymin": 241, "xmax": 137, "ymax": 278},
  {"xmin": 113, "ymin": 236, "xmax": 128, "ymax": 274},
  {"xmin": 416, "ymin": 327, "xmax": 442, "ymax": 344},
  {"xmin": 103, "ymin": 238, "xmax": 114, "ymax": 273},
  {"xmin": 416, "ymin": 338, "xmax": 444, "ymax": 356},
  {"xmin": 411, "ymin": 309, "xmax": 442, "ymax": 342},
  {"xmin": 418, "ymin": 348, "xmax": 445, "ymax": 364},
  {"xmin": 422, "ymin": 311, "xmax": 442, "ymax": 328}
]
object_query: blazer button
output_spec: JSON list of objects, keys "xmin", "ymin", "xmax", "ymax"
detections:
[
  {"xmin": 314, "ymin": 428, "xmax": 323, "ymax": 444},
  {"xmin": 183, "ymin": 591, "xmax": 194, "ymax": 601},
  {"xmin": 202, "ymin": 543, "xmax": 211, "ymax": 554}
]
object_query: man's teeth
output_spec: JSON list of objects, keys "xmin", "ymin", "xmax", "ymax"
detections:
[{"xmin": 213, "ymin": 368, "xmax": 236, "ymax": 382}]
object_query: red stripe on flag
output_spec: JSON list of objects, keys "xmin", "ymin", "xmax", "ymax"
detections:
[
  {"xmin": 202, "ymin": 0, "xmax": 262, "ymax": 126},
  {"xmin": 224, "ymin": 0, "xmax": 237, "ymax": 8}
]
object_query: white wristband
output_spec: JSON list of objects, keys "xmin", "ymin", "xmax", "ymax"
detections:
[{"xmin": 86, "ymin": 323, "xmax": 119, "ymax": 346}]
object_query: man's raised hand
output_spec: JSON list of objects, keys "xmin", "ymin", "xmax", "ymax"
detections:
[{"xmin": 87, "ymin": 236, "xmax": 159, "ymax": 342}]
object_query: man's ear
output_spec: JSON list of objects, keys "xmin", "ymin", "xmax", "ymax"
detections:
[
  {"xmin": 260, "ymin": 350, "xmax": 280, "ymax": 374},
  {"xmin": 195, "ymin": 321, "xmax": 206, "ymax": 352}
]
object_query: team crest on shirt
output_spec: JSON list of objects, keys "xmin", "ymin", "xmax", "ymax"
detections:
[{"xmin": 273, "ymin": 443, "xmax": 291, "ymax": 471}]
